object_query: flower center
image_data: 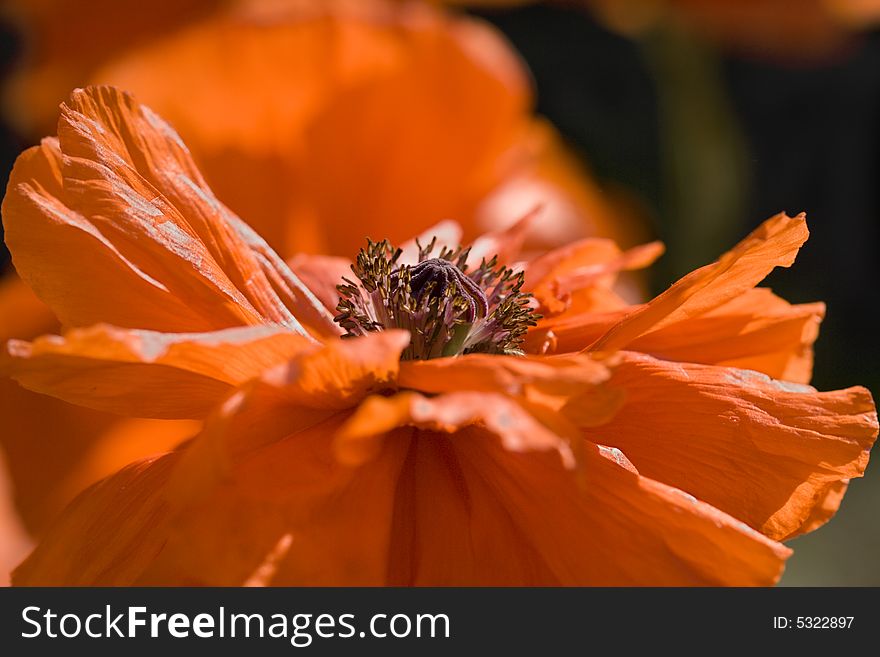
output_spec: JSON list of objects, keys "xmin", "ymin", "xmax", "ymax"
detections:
[
  {"xmin": 400, "ymin": 258, "xmax": 489, "ymax": 323},
  {"xmin": 335, "ymin": 238, "xmax": 539, "ymax": 360}
]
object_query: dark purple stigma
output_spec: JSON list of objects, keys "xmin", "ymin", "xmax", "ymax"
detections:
[{"xmin": 402, "ymin": 258, "xmax": 489, "ymax": 322}]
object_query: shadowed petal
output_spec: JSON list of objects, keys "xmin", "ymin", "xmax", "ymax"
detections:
[
  {"xmin": 445, "ymin": 429, "xmax": 790, "ymax": 585},
  {"xmin": 0, "ymin": 448, "xmax": 32, "ymax": 586},
  {"xmin": 13, "ymin": 453, "xmax": 178, "ymax": 586}
]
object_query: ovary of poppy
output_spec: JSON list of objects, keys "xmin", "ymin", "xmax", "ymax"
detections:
[{"xmin": 2, "ymin": 86, "xmax": 876, "ymax": 585}]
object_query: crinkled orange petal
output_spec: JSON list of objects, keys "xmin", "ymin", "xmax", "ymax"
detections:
[
  {"xmin": 232, "ymin": 423, "xmax": 411, "ymax": 586},
  {"xmin": 17, "ymin": 332, "xmax": 416, "ymax": 585},
  {"xmin": 0, "ymin": 270, "xmax": 201, "ymax": 533},
  {"xmin": 47, "ymin": 417, "xmax": 200, "ymax": 524},
  {"xmin": 13, "ymin": 410, "xmax": 413, "ymax": 586},
  {"xmin": 2, "ymin": 324, "xmax": 313, "ymax": 419},
  {"xmin": 262, "ymin": 330, "xmax": 411, "ymax": 410},
  {"xmin": 530, "ymin": 288, "xmax": 824, "ymax": 384},
  {"xmin": 372, "ymin": 424, "xmax": 787, "ymax": 586},
  {"xmin": 590, "ymin": 212, "xmax": 809, "ymax": 351},
  {"xmin": 0, "ymin": 375, "xmax": 111, "ymax": 532},
  {"xmin": 629, "ymin": 288, "xmax": 824, "ymax": 384},
  {"xmin": 164, "ymin": 329, "xmax": 412, "ymax": 504},
  {"xmin": 787, "ymin": 479, "xmax": 850, "ymax": 539},
  {"xmin": 588, "ymin": 351, "xmax": 878, "ymax": 541},
  {"xmin": 386, "ymin": 426, "xmax": 562, "ymax": 585},
  {"xmin": 336, "ymin": 390, "xmax": 576, "ymax": 467},
  {"xmin": 398, "ymin": 351, "xmax": 611, "ymax": 398},
  {"xmin": 3, "ymin": 86, "xmax": 329, "ymax": 336}
]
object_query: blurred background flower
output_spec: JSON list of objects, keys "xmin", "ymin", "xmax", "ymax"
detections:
[{"xmin": 0, "ymin": 0, "xmax": 878, "ymax": 584}]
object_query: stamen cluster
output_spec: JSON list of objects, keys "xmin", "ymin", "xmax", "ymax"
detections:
[{"xmin": 335, "ymin": 238, "xmax": 539, "ymax": 360}]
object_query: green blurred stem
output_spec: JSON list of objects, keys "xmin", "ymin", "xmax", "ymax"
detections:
[{"xmin": 639, "ymin": 24, "xmax": 750, "ymax": 282}]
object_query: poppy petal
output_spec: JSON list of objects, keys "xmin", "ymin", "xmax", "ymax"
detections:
[
  {"xmin": 465, "ymin": 205, "xmax": 537, "ymax": 266},
  {"xmin": 165, "ymin": 329, "xmax": 413, "ymax": 504},
  {"xmin": 530, "ymin": 288, "xmax": 823, "ymax": 384},
  {"xmin": 527, "ymin": 238, "xmax": 664, "ymax": 315},
  {"xmin": 386, "ymin": 425, "xmax": 561, "ymax": 585},
  {"xmin": 787, "ymin": 479, "xmax": 849, "ymax": 539},
  {"xmin": 288, "ymin": 253, "xmax": 353, "ymax": 314},
  {"xmin": 262, "ymin": 329, "xmax": 411, "ymax": 410},
  {"xmin": 141, "ymin": 412, "xmax": 412, "ymax": 586},
  {"xmin": 398, "ymin": 351, "xmax": 611, "ymax": 397},
  {"xmin": 447, "ymin": 429, "xmax": 790, "ymax": 585},
  {"xmin": 0, "ymin": 274, "xmax": 58, "ymax": 345},
  {"xmin": 13, "ymin": 453, "xmax": 178, "ymax": 586},
  {"xmin": 590, "ymin": 212, "xmax": 809, "ymax": 351},
  {"xmin": 2, "ymin": 86, "xmax": 325, "ymax": 336},
  {"xmin": 335, "ymin": 390, "xmax": 576, "ymax": 467},
  {"xmin": 628, "ymin": 289, "xmax": 824, "ymax": 384},
  {"xmin": 2, "ymin": 324, "xmax": 313, "ymax": 418},
  {"xmin": 94, "ymin": 2, "xmax": 533, "ymax": 258},
  {"xmin": 588, "ymin": 352, "xmax": 878, "ymax": 540},
  {"xmin": 13, "ymin": 412, "xmax": 414, "ymax": 586}
]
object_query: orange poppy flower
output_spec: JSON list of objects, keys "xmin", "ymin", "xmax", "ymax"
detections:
[
  {"xmin": 1, "ymin": 0, "xmax": 643, "ymax": 539},
  {"xmin": 2, "ymin": 86, "xmax": 875, "ymax": 585}
]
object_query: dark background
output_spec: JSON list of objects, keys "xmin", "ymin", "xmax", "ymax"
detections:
[{"xmin": 0, "ymin": 4, "xmax": 877, "ymax": 585}]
